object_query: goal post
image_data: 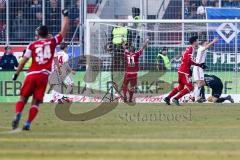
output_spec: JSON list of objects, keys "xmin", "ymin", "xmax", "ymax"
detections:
[{"xmin": 85, "ymin": 19, "xmax": 240, "ymax": 102}]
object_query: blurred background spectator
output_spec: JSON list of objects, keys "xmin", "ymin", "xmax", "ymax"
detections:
[
  {"xmin": 0, "ymin": 46, "xmax": 18, "ymax": 70},
  {"xmin": 223, "ymin": 0, "xmax": 239, "ymax": 8},
  {"xmin": 12, "ymin": 10, "xmax": 28, "ymax": 41},
  {"xmin": 197, "ymin": 0, "xmax": 211, "ymax": 19},
  {"xmin": 46, "ymin": 0, "xmax": 61, "ymax": 35},
  {"xmin": 69, "ymin": 0, "xmax": 81, "ymax": 41}
]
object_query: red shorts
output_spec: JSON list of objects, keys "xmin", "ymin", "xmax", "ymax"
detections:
[
  {"xmin": 122, "ymin": 73, "xmax": 137, "ymax": 87},
  {"xmin": 20, "ymin": 73, "xmax": 49, "ymax": 102},
  {"xmin": 178, "ymin": 72, "xmax": 193, "ymax": 89}
]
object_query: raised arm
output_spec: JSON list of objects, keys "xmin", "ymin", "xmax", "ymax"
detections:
[
  {"xmin": 141, "ymin": 39, "xmax": 150, "ymax": 50},
  {"xmin": 59, "ymin": 9, "xmax": 69, "ymax": 37},
  {"xmin": 204, "ymin": 37, "xmax": 219, "ymax": 50}
]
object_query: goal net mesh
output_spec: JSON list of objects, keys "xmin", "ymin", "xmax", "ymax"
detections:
[{"xmin": 85, "ymin": 20, "xmax": 240, "ymax": 98}]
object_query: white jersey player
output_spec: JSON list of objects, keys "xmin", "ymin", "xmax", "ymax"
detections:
[
  {"xmin": 192, "ymin": 37, "xmax": 219, "ymax": 101},
  {"xmin": 50, "ymin": 42, "xmax": 75, "ymax": 103}
]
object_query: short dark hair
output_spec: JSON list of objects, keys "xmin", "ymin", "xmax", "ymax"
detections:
[
  {"xmin": 189, "ymin": 36, "xmax": 198, "ymax": 44},
  {"xmin": 60, "ymin": 42, "xmax": 68, "ymax": 50},
  {"xmin": 162, "ymin": 47, "xmax": 168, "ymax": 52},
  {"xmin": 37, "ymin": 25, "xmax": 49, "ymax": 38},
  {"xmin": 5, "ymin": 46, "xmax": 10, "ymax": 51},
  {"xmin": 199, "ymin": 40, "xmax": 207, "ymax": 45}
]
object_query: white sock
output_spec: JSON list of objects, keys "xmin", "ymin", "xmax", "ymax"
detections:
[{"xmin": 193, "ymin": 86, "xmax": 201, "ymax": 99}]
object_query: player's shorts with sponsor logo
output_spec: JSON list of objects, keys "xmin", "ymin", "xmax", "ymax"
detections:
[
  {"xmin": 122, "ymin": 72, "xmax": 138, "ymax": 87},
  {"xmin": 193, "ymin": 66, "xmax": 204, "ymax": 81},
  {"xmin": 20, "ymin": 73, "xmax": 49, "ymax": 102}
]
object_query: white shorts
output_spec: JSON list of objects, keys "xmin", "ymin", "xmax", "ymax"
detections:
[
  {"xmin": 64, "ymin": 75, "xmax": 74, "ymax": 86},
  {"xmin": 193, "ymin": 66, "xmax": 204, "ymax": 81}
]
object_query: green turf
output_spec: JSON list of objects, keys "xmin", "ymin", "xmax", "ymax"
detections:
[{"xmin": 0, "ymin": 103, "xmax": 240, "ymax": 160}]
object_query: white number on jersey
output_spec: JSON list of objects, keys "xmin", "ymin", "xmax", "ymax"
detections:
[
  {"xmin": 36, "ymin": 45, "xmax": 51, "ymax": 64},
  {"xmin": 127, "ymin": 55, "xmax": 135, "ymax": 67}
]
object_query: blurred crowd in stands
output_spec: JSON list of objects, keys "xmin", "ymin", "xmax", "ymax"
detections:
[
  {"xmin": 185, "ymin": 0, "xmax": 240, "ymax": 19},
  {"xmin": 0, "ymin": 0, "xmax": 100, "ymax": 43},
  {"xmin": 0, "ymin": 0, "xmax": 239, "ymax": 44}
]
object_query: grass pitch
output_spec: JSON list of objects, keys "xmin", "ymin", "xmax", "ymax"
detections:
[{"xmin": 0, "ymin": 103, "xmax": 240, "ymax": 160}]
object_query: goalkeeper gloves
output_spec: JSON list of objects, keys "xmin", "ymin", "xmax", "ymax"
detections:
[
  {"xmin": 12, "ymin": 73, "xmax": 19, "ymax": 81},
  {"xmin": 200, "ymin": 63, "xmax": 208, "ymax": 70},
  {"xmin": 62, "ymin": 9, "xmax": 69, "ymax": 17}
]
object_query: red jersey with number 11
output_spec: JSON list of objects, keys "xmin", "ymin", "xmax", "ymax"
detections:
[
  {"xmin": 24, "ymin": 34, "xmax": 63, "ymax": 75},
  {"xmin": 124, "ymin": 49, "xmax": 143, "ymax": 73}
]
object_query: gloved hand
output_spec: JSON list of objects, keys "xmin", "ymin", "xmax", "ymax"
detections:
[
  {"xmin": 200, "ymin": 63, "xmax": 208, "ymax": 70},
  {"xmin": 12, "ymin": 73, "xmax": 19, "ymax": 81},
  {"xmin": 62, "ymin": 9, "xmax": 69, "ymax": 17}
]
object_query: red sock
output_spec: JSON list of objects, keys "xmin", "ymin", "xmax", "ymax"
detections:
[
  {"xmin": 27, "ymin": 105, "xmax": 39, "ymax": 123},
  {"xmin": 15, "ymin": 101, "xmax": 26, "ymax": 114},
  {"xmin": 167, "ymin": 87, "xmax": 179, "ymax": 99},
  {"xmin": 129, "ymin": 90, "xmax": 134, "ymax": 101},
  {"xmin": 175, "ymin": 88, "xmax": 191, "ymax": 100},
  {"xmin": 122, "ymin": 85, "xmax": 128, "ymax": 97}
]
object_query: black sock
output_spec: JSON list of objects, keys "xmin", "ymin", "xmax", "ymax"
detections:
[
  {"xmin": 216, "ymin": 97, "xmax": 226, "ymax": 103},
  {"xmin": 200, "ymin": 86, "xmax": 205, "ymax": 99}
]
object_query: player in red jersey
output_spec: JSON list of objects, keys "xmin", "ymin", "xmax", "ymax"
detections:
[
  {"xmin": 164, "ymin": 36, "xmax": 206, "ymax": 106},
  {"xmin": 122, "ymin": 39, "xmax": 149, "ymax": 103},
  {"xmin": 11, "ymin": 9, "xmax": 69, "ymax": 130}
]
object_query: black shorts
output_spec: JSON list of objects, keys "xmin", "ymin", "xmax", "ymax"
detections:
[{"xmin": 212, "ymin": 89, "xmax": 222, "ymax": 98}]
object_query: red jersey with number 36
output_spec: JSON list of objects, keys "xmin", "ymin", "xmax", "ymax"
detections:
[
  {"xmin": 178, "ymin": 46, "xmax": 199, "ymax": 75},
  {"xmin": 24, "ymin": 34, "xmax": 63, "ymax": 75},
  {"xmin": 124, "ymin": 49, "xmax": 143, "ymax": 73}
]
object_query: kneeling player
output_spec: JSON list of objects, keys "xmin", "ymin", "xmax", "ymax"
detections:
[
  {"xmin": 204, "ymin": 74, "xmax": 234, "ymax": 103},
  {"xmin": 122, "ymin": 39, "xmax": 149, "ymax": 103}
]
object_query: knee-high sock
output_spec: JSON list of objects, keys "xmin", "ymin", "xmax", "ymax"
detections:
[
  {"xmin": 27, "ymin": 105, "xmax": 39, "ymax": 123},
  {"xmin": 122, "ymin": 85, "xmax": 128, "ymax": 97},
  {"xmin": 193, "ymin": 86, "xmax": 201, "ymax": 99},
  {"xmin": 15, "ymin": 101, "xmax": 26, "ymax": 114},
  {"xmin": 200, "ymin": 86, "xmax": 205, "ymax": 99},
  {"xmin": 167, "ymin": 88, "xmax": 179, "ymax": 99},
  {"xmin": 129, "ymin": 88, "xmax": 134, "ymax": 101},
  {"xmin": 175, "ymin": 88, "xmax": 191, "ymax": 100}
]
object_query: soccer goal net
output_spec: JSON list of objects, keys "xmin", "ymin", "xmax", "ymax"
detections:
[{"xmin": 85, "ymin": 19, "xmax": 240, "ymax": 102}]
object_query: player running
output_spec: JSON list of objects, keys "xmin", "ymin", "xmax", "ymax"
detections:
[
  {"xmin": 204, "ymin": 74, "xmax": 234, "ymax": 103},
  {"xmin": 164, "ymin": 36, "xmax": 206, "ymax": 106},
  {"xmin": 192, "ymin": 37, "xmax": 219, "ymax": 102},
  {"xmin": 11, "ymin": 9, "xmax": 69, "ymax": 130},
  {"xmin": 122, "ymin": 39, "xmax": 149, "ymax": 103},
  {"xmin": 49, "ymin": 42, "xmax": 75, "ymax": 104}
]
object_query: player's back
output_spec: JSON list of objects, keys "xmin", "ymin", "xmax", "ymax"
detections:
[
  {"xmin": 196, "ymin": 46, "xmax": 207, "ymax": 64},
  {"xmin": 178, "ymin": 46, "xmax": 194, "ymax": 75},
  {"xmin": 55, "ymin": 50, "xmax": 69, "ymax": 65},
  {"xmin": 26, "ymin": 34, "xmax": 63, "ymax": 75},
  {"xmin": 204, "ymin": 74, "xmax": 223, "ymax": 89},
  {"xmin": 124, "ymin": 49, "xmax": 143, "ymax": 73}
]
